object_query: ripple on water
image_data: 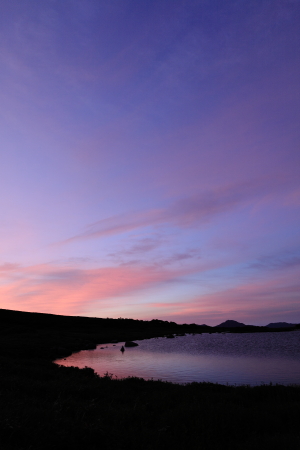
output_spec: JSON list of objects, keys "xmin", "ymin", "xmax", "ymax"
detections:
[{"xmin": 55, "ymin": 331, "xmax": 300, "ymax": 386}]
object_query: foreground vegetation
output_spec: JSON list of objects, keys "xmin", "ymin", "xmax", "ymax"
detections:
[{"xmin": 1, "ymin": 309, "xmax": 300, "ymax": 450}]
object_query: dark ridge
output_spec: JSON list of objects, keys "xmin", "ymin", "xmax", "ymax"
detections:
[
  {"xmin": 0, "ymin": 308, "xmax": 210, "ymax": 360},
  {"xmin": 266, "ymin": 322, "xmax": 295, "ymax": 328},
  {"xmin": 0, "ymin": 308, "xmax": 210, "ymax": 334},
  {"xmin": 1, "ymin": 308, "xmax": 300, "ymax": 449},
  {"xmin": 216, "ymin": 320, "xmax": 247, "ymax": 327}
]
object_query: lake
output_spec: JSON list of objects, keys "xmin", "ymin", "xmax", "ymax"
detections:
[{"xmin": 54, "ymin": 330, "xmax": 300, "ymax": 386}]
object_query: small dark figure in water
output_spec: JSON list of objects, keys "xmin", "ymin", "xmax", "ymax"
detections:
[{"xmin": 120, "ymin": 346, "xmax": 125, "ymax": 353}]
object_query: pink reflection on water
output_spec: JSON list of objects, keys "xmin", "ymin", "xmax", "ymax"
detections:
[{"xmin": 55, "ymin": 333, "xmax": 300, "ymax": 386}]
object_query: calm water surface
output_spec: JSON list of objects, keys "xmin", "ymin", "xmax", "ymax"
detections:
[{"xmin": 55, "ymin": 331, "xmax": 300, "ymax": 386}]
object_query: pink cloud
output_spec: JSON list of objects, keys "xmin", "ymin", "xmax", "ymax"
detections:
[
  {"xmin": 0, "ymin": 262, "xmax": 190, "ymax": 316},
  {"xmin": 1, "ymin": 256, "xmax": 299, "ymax": 326},
  {"xmin": 0, "ymin": 263, "xmax": 20, "ymax": 272},
  {"xmin": 58, "ymin": 177, "xmax": 283, "ymax": 245},
  {"xmin": 153, "ymin": 273, "xmax": 300, "ymax": 325}
]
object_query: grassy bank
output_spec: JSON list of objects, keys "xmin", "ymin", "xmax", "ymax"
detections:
[{"xmin": 1, "ymin": 309, "xmax": 300, "ymax": 450}]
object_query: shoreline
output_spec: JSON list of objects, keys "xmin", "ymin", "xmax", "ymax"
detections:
[
  {"xmin": 2, "ymin": 308, "xmax": 300, "ymax": 449},
  {"xmin": 54, "ymin": 331, "xmax": 300, "ymax": 388}
]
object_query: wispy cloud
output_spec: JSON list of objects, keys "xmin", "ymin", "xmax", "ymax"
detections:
[
  {"xmin": 249, "ymin": 250, "xmax": 300, "ymax": 271},
  {"xmin": 0, "ymin": 263, "xmax": 20, "ymax": 272},
  {"xmin": 147, "ymin": 272, "xmax": 300, "ymax": 325},
  {"xmin": 0, "ymin": 261, "xmax": 195, "ymax": 316},
  {"xmin": 58, "ymin": 209, "xmax": 162, "ymax": 244},
  {"xmin": 108, "ymin": 235, "xmax": 165, "ymax": 259},
  {"xmin": 58, "ymin": 177, "xmax": 277, "ymax": 245}
]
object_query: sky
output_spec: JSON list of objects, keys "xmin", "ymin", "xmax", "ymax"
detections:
[{"xmin": 0, "ymin": 0, "xmax": 299, "ymax": 326}]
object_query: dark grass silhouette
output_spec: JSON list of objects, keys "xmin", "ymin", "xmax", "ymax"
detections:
[{"xmin": 1, "ymin": 308, "xmax": 300, "ymax": 450}]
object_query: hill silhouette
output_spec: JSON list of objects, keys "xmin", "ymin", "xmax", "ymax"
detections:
[
  {"xmin": 216, "ymin": 319, "xmax": 296, "ymax": 328},
  {"xmin": 266, "ymin": 322, "xmax": 295, "ymax": 328},
  {"xmin": 216, "ymin": 320, "xmax": 247, "ymax": 327}
]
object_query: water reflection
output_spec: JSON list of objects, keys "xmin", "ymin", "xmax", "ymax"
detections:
[{"xmin": 55, "ymin": 331, "xmax": 300, "ymax": 386}]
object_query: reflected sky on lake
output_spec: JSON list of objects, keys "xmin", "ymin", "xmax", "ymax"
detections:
[{"xmin": 55, "ymin": 331, "xmax": 300, "ymax": 386}]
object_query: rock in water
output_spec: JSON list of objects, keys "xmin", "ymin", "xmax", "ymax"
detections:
[{"xmin": 124, "ymin": 341, "xmax": 139, "ymax": 347}]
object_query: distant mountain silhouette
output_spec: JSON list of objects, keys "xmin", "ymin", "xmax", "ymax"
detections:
[
  {"xmin": 266, "ymin": 322, "xmax": 294, "ymax": 328},
  {"xmin": 216, "ymin": 320, "xmax": 246, "ymax": 327},
  {"xmin": 216, "ymin": 320, "xmax": 295, "ymax": 328}
]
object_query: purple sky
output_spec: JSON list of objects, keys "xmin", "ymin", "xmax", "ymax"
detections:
[{"xmin": 1, "ymin": 0, "xmax": 299, "ymax": 325}]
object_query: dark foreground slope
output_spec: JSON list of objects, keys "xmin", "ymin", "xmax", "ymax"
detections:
[{"xmin": 1, "ymin": 309, "xmax": 300, "ymax": 450}]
